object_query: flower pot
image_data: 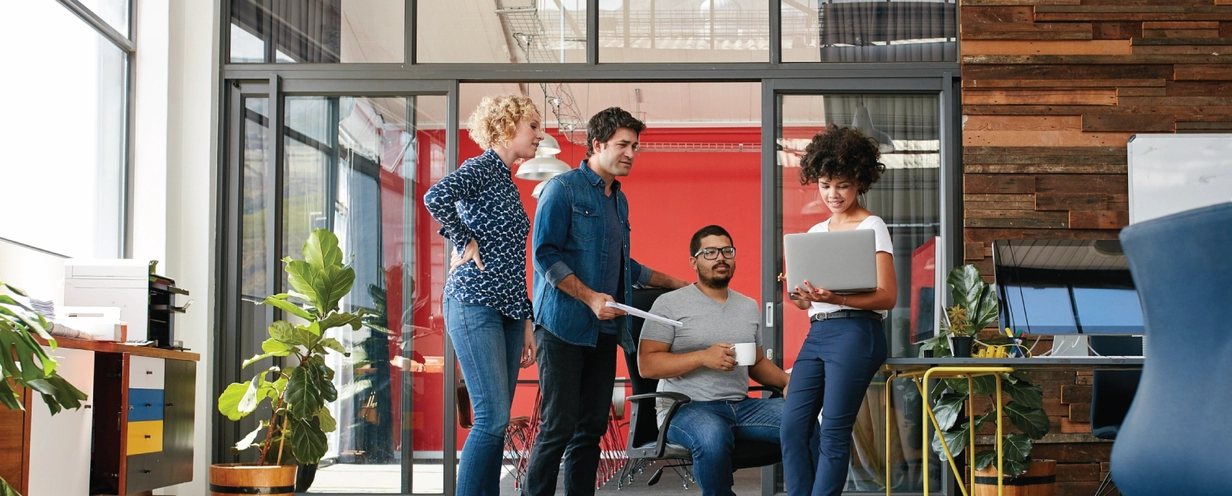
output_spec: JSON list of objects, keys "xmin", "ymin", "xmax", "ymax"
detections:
[
  {"xmin": 950, "ymin": 335, "xmax": 974, "ymax": 357},
  {"xmin": 210, "ymin": 463, "xmax": 296, "ymax": 496},
  {"xmin": 973, "ymin": 459, "xmax": 1056, "ymax": 496}
]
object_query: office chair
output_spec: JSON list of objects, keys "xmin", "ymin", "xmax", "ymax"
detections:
[
  {"xmin": 620, "ymin": 287, "xmax": 782, "ymax": 488},
  {"xmin": 1089, "ymin": 336, "xmax": 1142, "ymax": 496},
  {"xmin": 1112, "ymin": 202, "xmax": 1232, "ymax": 496}
]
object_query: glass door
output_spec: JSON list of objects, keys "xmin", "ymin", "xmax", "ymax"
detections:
[
  {"xmin": 222, "ymin": 81, "xmax": 459, "ymax": 494},
  {"xmin": 761, "ymin": 79, "xmax": 956, "ymax": 494}
]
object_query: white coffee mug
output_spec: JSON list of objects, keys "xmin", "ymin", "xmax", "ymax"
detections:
[{"xmin": 733, "ymin": 342, "xmax": 757, "ymax": 366}]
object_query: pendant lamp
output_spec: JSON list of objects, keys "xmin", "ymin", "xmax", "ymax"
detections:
[{"xmin": 516, "ymin": 134, "xmax": 570, "ymax": 181}]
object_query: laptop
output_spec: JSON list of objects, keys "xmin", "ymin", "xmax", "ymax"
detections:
[{"xmin": 783, "ymin": 229, "xmax": 878, "ymax": 295}]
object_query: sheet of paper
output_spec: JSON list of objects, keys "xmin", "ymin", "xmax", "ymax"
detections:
[{"xmin": 605, "ymin": 301, "xmax": 683, "ymax": 327}]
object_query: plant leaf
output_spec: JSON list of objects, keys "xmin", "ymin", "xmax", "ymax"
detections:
[
  {"xmin": 317, "ymin": 405, "xmax": 337, "ymax": 433},
  {"xmin": 285, "ymin": 259, "xmax": 322, "ymax": 308},
  {"xmin": 261, "ymin": 295, "xmax": 312, "ymax": 320},
  {"xmin": 1003, "ymin": 378, "xmax": 1044, "ymax": 409},
  {"xmin": 971, "ymin": 409, "xmax": 998, "ymax": 435},
  {"xmin": 969, "ymin": 375, "xmax": 998, "ymax": 396},
  {"xmin": 218, "ymin": 382, "xmax": 253, "ymax": 421},
  {"xmin": 1005, "ymin": 458, "xmax": 1030, "ymax": 479},
  {"xmin": 318, "ymin": 311, "xmax": 362, "ymax": 333},
  {"xmin": 286, "ymin": 358, "xmax": 336, "ymax": 419},
  {"xmin": 0, "ymin": 475, "xmax": 21, "ymax": 496},
  {"xmin": 0, "ymin": 380, "xmax": 21, "ymax": 411},
  {"xmin": 234, "ymin": 424, "xmax": 265, "ymax": 451},
  {"xmin": 1003, "ymin": 433, "xmax": 1032, "ymax": 462},
  {"xmin": 288, "ymin": 416, "xmax": 328, "ymax": 465},
  {"xmin": 317, "ymin": 337, "xmax": 348, "ymax": 356},
  {"xmin": 931, "ymin": 422, "xmax": 970, "ymax": 459},
  {"xmin": 303, "ymin": 229, "xmax": 343, "ymax": 270},
  {"xmin": 932, "ymin": 393, "xmax": 965, "ymax": 431},
  {"xmin": 974, "ymin": 449, "xmax": 997, "ymax": 471},
  {"xmin": 1004, "ymin": 401, "xmax": 1051, "ymax": 440}
]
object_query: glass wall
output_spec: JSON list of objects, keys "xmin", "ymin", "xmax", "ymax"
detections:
[
  {"xmin": 782, "ymin": 0, "xmax": 958, "ymax": 63},
  {"xmin": 219, "ymin": 3, "xmax": 960, "ymax": 495},
  {"xmin": 229, "ymin": 0, "xmax": 404, "ymax": 63},
  {"xmin": 1, "ymin": 1, "xmax": 129, "ymax": 258}
]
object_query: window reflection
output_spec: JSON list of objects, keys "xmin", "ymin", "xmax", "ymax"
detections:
[
  {"xmin": 229, "ymin": 0, "xmax": 404, "ymax": 63},
  {"xmin": 783, "ymin": 0, "xmax": 957, "ymax": 63}
]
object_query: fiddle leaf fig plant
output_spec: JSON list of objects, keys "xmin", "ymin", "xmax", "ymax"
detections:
[
  {"xmin": 1, "ymin": 281, "xmax": 89, "ymax": 496},
  {"xmin": 918, "ymin": 264, "xmax": 1051, "ymax": 478},
  {"xmin": 218, "ymin": 229, "xmax": 364, "ymax": 466}
]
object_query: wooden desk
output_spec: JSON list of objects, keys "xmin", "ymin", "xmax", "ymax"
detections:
[{"xmin": 1, "ymin": 338, "xmax": 198, "ymax": 496}]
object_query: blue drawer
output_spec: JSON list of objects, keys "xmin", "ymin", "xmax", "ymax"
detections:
[{"xmin": 128, "ymin": 388, "xmax": 164, "ymax": 422}]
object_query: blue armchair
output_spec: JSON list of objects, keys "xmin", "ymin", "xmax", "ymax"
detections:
[{"xmin": 1112, "ymin": 201, "xmax": 1232, "ymax": 495}]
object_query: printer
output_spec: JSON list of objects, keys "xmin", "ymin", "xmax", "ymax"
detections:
[{"xmin": 63, "ymin": 259, "xmax": 188, "ymax": 347}]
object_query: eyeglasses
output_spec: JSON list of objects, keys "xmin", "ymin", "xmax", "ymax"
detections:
[{"xmin": 693, "ymin": 246, "xmax": 736, "ymax": 260}]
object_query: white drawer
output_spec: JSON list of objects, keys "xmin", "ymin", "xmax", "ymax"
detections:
[{"xmin": 128, "ymin": 356, "xmax": 165, "ymax": 390}]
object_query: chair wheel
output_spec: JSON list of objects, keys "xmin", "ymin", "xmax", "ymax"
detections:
[{"xmin": 647, "ymin": 467, "xmax": 664, "ymax": 486}]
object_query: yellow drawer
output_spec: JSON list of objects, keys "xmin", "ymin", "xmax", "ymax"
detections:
[{"xmin": 127, "ymin": 420, "xmax": 163, "ymax": 455}]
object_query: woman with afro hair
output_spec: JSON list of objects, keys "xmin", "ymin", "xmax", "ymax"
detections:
[{"xmin": 780, "ymin": 124, "xmax": 898, "ymax": 496}]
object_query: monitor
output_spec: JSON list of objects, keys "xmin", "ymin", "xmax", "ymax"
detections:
[{"xmin": 992, "ymin": 240, "xmax": 1145, "ymax": 336}]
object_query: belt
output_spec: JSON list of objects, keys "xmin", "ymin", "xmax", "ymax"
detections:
[{"xmin": 810, "ymin": 310, "xmax": 883, "ymax": 323}]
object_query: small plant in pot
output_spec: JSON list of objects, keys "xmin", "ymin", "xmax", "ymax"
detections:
[
  {"xmin": 918, "ymin": 264, "xmax": 1055, "ymax": 494},
  {"xmin": 214, "ymin": 229, "xmax": 364, "ymax": 495}
]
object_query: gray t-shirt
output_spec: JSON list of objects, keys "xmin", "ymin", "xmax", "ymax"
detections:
[{"xmin": 639, "ymin": 284, "xmax": 762, "ymax": 426}]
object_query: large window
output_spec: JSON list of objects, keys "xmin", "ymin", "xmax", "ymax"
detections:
[{"xmin": 1, "ymin": 1, "xmax": 131, "ymax": 258}]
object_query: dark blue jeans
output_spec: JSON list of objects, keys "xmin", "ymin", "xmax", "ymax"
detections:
[
  {"xmin": 443, "ymin": 295, "xmax": 525, "ymax": 496},
  {"xmin": 666, "ymin": 398, "xmax": 785, "ymax": 496},
  {"xmin": 781, "ymin": 317, "xmax": 887, "ymax": 496},
  {"xmin": 522, "ymin": 328, "xmax": 617, "ymax": 496}
]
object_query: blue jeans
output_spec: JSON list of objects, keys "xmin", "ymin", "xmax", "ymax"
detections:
[
  {"xmin": 443, "ymin": 295, "xmax": 526, "ymax": 496},
  {"xmin": 666, "ymin": 398, "xmax": 785, "ymax": 496},
  {"xmin": 781, "ymin": 318, "xmax": 887, "ymax": 496},
  {"xmin": 522, "ymin": 328, "xmax": 617, "ymax": 496}
]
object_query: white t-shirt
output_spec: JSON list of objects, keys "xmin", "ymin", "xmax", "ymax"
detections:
[{"xmin": 806, "ymin": 215, "xmax": 893, "ymax": 320}]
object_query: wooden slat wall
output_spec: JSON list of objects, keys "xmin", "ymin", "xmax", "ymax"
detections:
[{"xmin": 960, "ymin": 2, "xmax": 1232, "ymax": 494}]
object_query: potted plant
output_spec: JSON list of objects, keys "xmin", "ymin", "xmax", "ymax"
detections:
[
  {"xmin": 214, "ymin": 229, "xmax": 364, "ymax": 495},
  {"xmin": 918, "ymin": 264, "xmax": 1054, "ymax": 495},
  {"xmin": 0, "ymin": 281, "xmax": 89, "ymax": 496}
]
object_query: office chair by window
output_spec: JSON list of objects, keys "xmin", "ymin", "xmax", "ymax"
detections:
[
  {"xmin": 620, "ymin": 287, "xmax": 783, "ymax": 488},
  {"xmin": 1089, "ymin": 336, "xmax": 1142, "ymax": 496},
  {"xmin": 1112, "ymin": 202, "xmax": 1232, "ymax": 495}
]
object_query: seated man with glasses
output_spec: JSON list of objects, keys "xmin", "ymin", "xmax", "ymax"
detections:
[{"xmin": 637, "ymin": 225, "xmax": 791, "ymax": 496}]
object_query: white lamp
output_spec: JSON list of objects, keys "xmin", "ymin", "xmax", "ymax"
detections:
[
  {"xmin": 516, "ymin": 134, "xmax": 570, "ymax": 181},
  {"xmin": 532, "ymin": 181, "xmax": 546, "ymax": 199}
]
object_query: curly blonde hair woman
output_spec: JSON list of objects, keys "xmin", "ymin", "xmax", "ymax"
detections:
[{"xmin": 424, "ymin": 94, "xmax": 542, "ymax": 495}]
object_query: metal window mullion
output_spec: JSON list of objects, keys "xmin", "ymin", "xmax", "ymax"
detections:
[
  {"xmin": 442, "ymin": 79, "xmax": 461, "ymax": 496},
  {"xmin": 759, "ymin": 79, "xmax": 782, "ymax": 496},
  {"xmin": 770, "ymin": 0, "xmax": 781, "ymax": 65},
  {"xmin": 267, "ymin": 75, "xmax": 284, "ymax": 298},
  {"xmin": 54, "ymin": 0, "xmax": 135, "ymax": 52},
  {"xmin": 587, "ymin": 0, "xmax": 598, "ymax": 64},
  {"xmin": 407, "ymin": 0, "xmax": 416, "ymax": 65}
]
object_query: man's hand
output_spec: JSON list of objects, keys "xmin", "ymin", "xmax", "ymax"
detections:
[
  {"xmin": 700, "ymin": 342, "xmax": 737, "ymax": 371},
  {"xmin": 450, "ymin": 239, "xmax": 484, "ymax": 272},
  {"xmin": 586, "ymin": 292, "xmax": 626, "ymax": 320}
]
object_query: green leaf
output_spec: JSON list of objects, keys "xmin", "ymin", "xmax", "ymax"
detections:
[
  {"xmin": 285, "ymin": 259, "xmax": 322, "ymax": 308},
  {"xmin": 318, "ymin": 311, "xmax": 363, "ymax": 333},
  {"xmin": 1004, "ymin": 401, "xmax": 1051, "ymax": 439},
  {"xmin": 286, "ymin": 362, "xmax": 326, "ymax": 419},
  {"xmin": 970, "ymin": 409, "xmax": 998, "ymax": 435},
  {"xmin": 0, "ymin": 380, "xmax": 21, "ymax": 411},
  {"xmin": 969, "ymin": 375, "xmax": 998, "ymax": 396},
  {"xmin": 288, "ymin": 416, "xmax": 328, "ymax": 464},
  {"xmin": 268, "ymin": 321, "xmax": 305, "ymax": 346},
  {"xmin": 218, "ymin": 382, "xmax": 253, "ymax": 421},
  {"xmin": 932, "ymin": 393, "xmax": 966, "ymax": 431},
  {"xmin": 234, "ymin": 424, "xmax": 265, "ymax": 451},
  {"xmin": 317, "ymin": 405, "xmax": 337, "ymax": 433},
  {"xmin": 1004, "ymin": 458, "xmax": 1030, "ymax": 479},
  {"xmin": 931, "ymin": 422, "xmax": 970, "ymax": 459},
  {"xmin": 261, "ymin": 295, "xmax": 313, "ymax": 320},
  {"xmin": 304, "ymin": 229, "xmax": 343, "ymax": 270},
  {"xmin": 317, "ymin": 337, "xmax": 348, "ymax": 356},
  {"xmin": 0, "ymin": 475, "xmax": 21, "ymax": 496},
  {"xmin": 974, "ymin": 449, "xmax": 998, "ymax": 471},
  {"xmin": 242, "ymin": 341, "xmax": 293, "ymax": 369},
  {"xmin": 258, "ymin": 375, "xmax": 287, "ymax": 402},
  {"xmin": 1003, "ymin": 433, "xmax": 1032, "ymax": 462},
  {"xmin": 1003, "ymin": 378, "xmax": 1044, "ymax": 409},
  {"xmin": 321, "ymin": 266, "xmax": 355, "ymax": 314}
]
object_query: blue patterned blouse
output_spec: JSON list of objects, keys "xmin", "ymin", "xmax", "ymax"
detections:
[{"xmin": 423, "ymin": 148, "xmax": 533, "ymax": 320}]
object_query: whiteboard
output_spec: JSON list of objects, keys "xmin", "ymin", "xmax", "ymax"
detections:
[{"xmin": 1128, "ymin": 134, "xmax": 1232, "ymax": 224}]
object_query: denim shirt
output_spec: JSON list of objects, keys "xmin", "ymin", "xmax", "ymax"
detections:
[
  {"xmin": 423, "ymin": 148, "xmax": 532, "ymax": 320},
  {"xmin": 532, "ymin": 163, "xmax": 652, "ymax": 352}
]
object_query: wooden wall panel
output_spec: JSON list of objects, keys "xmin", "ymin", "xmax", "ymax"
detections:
[{"xmin": 960, "ymin": 3, "xmax": 1232, "ymax": 493}]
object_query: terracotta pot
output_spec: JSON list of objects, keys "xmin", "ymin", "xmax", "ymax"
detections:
[
  {"xmin": 973, "ymin": 459, "xmax": 1056, "ymax": 496},
  {"xmin": 209, "ymin": 463, "xmax": 296, "ymax": 496}
]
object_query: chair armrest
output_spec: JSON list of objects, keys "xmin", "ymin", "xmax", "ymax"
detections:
[
  {"xmin": 749, "ymin": 385, "xmax": 784, "ymax": 398},
  {"xmin": 626, "ymin": 391, "xmax": 691, "ymax": 458}
]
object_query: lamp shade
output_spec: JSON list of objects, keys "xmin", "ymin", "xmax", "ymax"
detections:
[
  {"xmin": 532, "ymin": 181, "xmax": 546, "ymax": 199},
  {"xmin": 515, "ymin": 136, "xmax": 571, "ymax": 180}
]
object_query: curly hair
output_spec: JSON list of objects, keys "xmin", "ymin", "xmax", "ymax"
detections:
[
  {"xmin": 797, "ymin": 124, "xmax": 886, "ymax": 193},
  {"xmin": 585, "ymin": 107, "xmax": 646, "ymax": 157},
  {"xmin": 467, "ymin": 95, "xmax": 539, "ymax": 150}
]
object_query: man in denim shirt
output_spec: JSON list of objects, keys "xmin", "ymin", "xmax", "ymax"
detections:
[{"xmin": 524, "ymin": 107, "xmax": 687, "ymax": 496}]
